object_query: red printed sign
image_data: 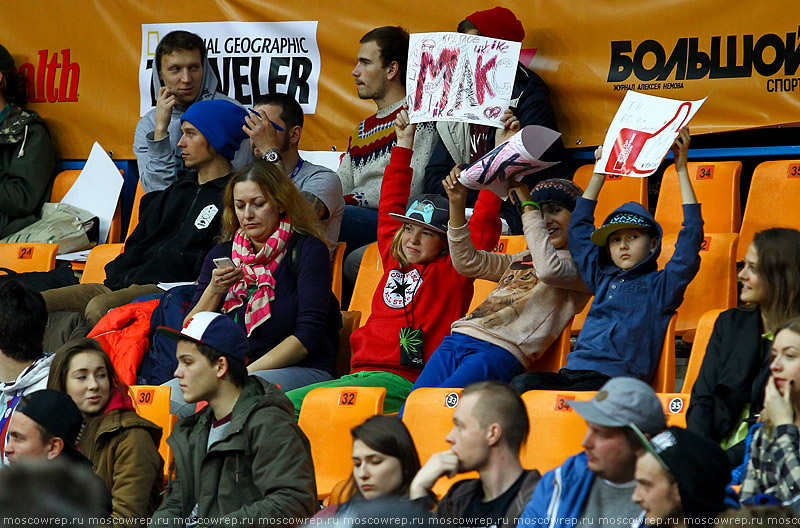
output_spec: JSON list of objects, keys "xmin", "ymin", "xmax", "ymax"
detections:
[
  {"xmin": 700, "ymin": 237, "xmax": 711, "ymax": 251},
  {"xmin": 136, "ymin": 389, "xmax": 155, "ymax": 405},
  {"xmin": 339, "ymin": 391, "xmax": 357, "ymax": 406},
  {"xmin": 696, "ymin": 165, "xmax": 715, "ymax": 180},
  {"xmin": 554, "ymin": 394, "xmax": 576, "ymax": 412},
  {"xmin": 788, "ymin": 164, "xmax": 800, "ymax": 178},
  {"xmin": 17, "ymin": 247, "xmax": 34, "ymax": 260}
]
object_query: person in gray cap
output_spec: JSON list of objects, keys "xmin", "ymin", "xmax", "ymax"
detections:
[
  {"xmin": 517, "ymin": 377, "xmax": 667, "ymax": 528},
  {"xmin": 151, "ymin": 311, "xmax": 317, "ymax": 526},
  {"xmin": 632, "ymin": 426, "xmax": 729, "ymax": 527}
]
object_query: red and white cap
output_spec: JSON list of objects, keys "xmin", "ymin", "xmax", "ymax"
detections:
[{"xmin": 157, "ymin": 311, "xmax": 249, "ymax": 362}]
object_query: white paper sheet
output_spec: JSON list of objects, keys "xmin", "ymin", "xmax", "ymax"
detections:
[
  {"xmin": 55, "ymin": 249, "xmax": 92, "ymax": 262},
  {"xmin": 60, "ymin": 142, "xmax": 124, "ymax": 243}
]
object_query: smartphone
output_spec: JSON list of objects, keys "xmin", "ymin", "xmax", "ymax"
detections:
[{"xmin": 213, "ymin": 257, "xmax": 236, "ymax": 269}]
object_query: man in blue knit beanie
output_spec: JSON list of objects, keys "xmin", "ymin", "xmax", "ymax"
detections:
[{"xmin": 42, "ymin": 99, "xmax": 249, "ymax": 331}]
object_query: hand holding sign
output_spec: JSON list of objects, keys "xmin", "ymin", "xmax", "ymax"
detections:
[
  {"xmin": 458, "ymin": 125, "xmax": 561, "ymax": 198},
  {"xmin": 596, "ymin": 91, "xmax": 706, "ymax": 177}
]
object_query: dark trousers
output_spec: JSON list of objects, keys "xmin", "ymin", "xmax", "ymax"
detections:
[{"xmin": 510, "ymin": 369, "xmax": 611, "ymax": 394}]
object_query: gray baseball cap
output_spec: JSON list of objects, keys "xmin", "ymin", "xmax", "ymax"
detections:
[{"xmin": 569, "ymin": 377, "xmax": 665, "ymax": 435}]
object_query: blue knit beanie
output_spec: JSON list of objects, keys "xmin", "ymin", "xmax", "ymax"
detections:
[{"xmin": 181, "ymin": 100, "xmax": 248, "ymax": 161}]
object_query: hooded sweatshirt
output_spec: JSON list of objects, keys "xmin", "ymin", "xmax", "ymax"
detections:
[
  {"xmin": 133, "ymin": 54, "xmax": 251, "ymax": 193},
  {"xmin": 152, "ymin": 377, "xmax": 317, "ymax": 526},
  {"xmin": 0, "ymin": 104, "xmax": 58, "ymax": 238},
  {"xmin": 0, "ymin": 353, "xmax": 53, "ymax": 464},
  {"xmin": 565, "ymin": 199, "xmax": 703, "ymax": 381}
]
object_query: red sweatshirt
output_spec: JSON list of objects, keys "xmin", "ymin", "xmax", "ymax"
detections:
[{"xmin": 349, "ymin": 146, "xmax": 501, "ymax": 382}]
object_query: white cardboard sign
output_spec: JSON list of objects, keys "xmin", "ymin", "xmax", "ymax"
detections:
[
  {"xmin": 406, "ymin": 32, "xmax": 520, "ymax": 127},
  {"xmin": 597, "ymin": 91, "xmax": 707, "ymax": 177},
  {"xmin": 61, "ymin": 142, "xmax": 124, "ymax": 244}
]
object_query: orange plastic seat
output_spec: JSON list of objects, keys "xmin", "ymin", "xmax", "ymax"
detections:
[
  {"xmin": 492, "ymin": 235, "xmax": 527, "ymax": 255},
  {"xmin": 651, "ymin": 314, "xmax": 678, "ymax": 393},
  {"xmin": 126, "ymin": 180, "xmax": 147, "ymax": 241},
  {"xmin": 336, "ymin": 311, "xmax": 362, "ymax": 378},
  {"xmin": 657, "ymin": 393, "xmax": 691, "ymax": 428},
  {"xmin": 0, "ymin": 243, "xmax": 58, "ymax": 273},
  {"xmin": 571, "ymin": 297, "xmax": 592, "ymax": 336},
  {"xmin": 520, "ymin": 390, "xmax": 596, "ymax": 473},
  {"xmin": 572, "ymin": 164, "xmax": 648, "ymax": 227},
  {"xmin": 348, "ymin": 242, "xmax": 383, "ymax": 326},
  {"xmin": 50, "ymin": 170, "xmax": 80, "ymax": 203},
  {"xmin": 738, "ymin": 160, "xmax": 800, "ymax": 261},
  {"xmin": 401, "ymin": 388, "xmax": 478, "ymax": 498},
  {"xmin": 656, "ymin": 162, "xmax": 741, "ymax": 237},
  {"xmin": 527, "ymin": 318, "xmax": 574, "ymax": 373},
  {"xmin": 468, "ymin": 278, "xmax": 497, "ymax": 312},
  {"xmin": 680, "ymin": 309, "xmax": 724, "ymax": 395},
  {"xmin": 80, "ymin": 243, "xmax": 124, "ymax": 284},
  {"xmin": 297, "ymin": 386, "xmax": 386, "ymax": 499},
  {"xmin": 129, "ymin": 385, "xmax": 175, "ymax": 479},
  {"xmin": 656, "ymin": 233, "xmax": 738, "ymax": 339},
  {"xmin": 332, "ymin": 242, "xmax": 346, "ymax": 304}
]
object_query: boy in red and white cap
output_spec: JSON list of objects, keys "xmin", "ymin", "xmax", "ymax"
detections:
[{"xmin": 152, "ymin": 312, "xmax": 317, "ymax": 525}]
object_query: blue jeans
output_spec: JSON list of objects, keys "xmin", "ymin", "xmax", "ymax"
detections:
[
  {"xmin": 411, "ymin": 333, "xmax": 524, "ymax": 390},
  {"xmin": 338, "ymin": 205, "xmax": 379, "ymax": 256}
]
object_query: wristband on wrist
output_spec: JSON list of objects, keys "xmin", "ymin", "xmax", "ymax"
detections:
[{"xmin": 520, "ymin": 200, "xmax": 540, "ymax": 211}]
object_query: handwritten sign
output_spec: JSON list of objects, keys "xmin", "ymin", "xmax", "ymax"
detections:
[
  {"xmin": 597, "ymin": 91, "xmax": 706, "ymax": 178},
  {"xmin": 458, "ymin": 125, "xmax": 561, "ymax": 197},
  {"xmin": 406, "ymin": 32, "xmax": 520, "ymax": 127}
]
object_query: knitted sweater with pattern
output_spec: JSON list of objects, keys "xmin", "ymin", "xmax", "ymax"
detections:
[{"xmin": 337, "ymin": 100, "xmax": 436, "ymax": 209}]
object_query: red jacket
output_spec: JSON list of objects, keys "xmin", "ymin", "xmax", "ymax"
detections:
[
  {"xmin": 89, "ymin": 299, "xmax": 160, "ymax": 385},
  {"xmin": 349, "ymin": 146, "xmax": 501, "ymax": 382}
]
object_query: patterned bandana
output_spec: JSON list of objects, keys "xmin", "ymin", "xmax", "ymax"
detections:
[
  {"xmin": 604, "ymin": 212, "xmax": 653, "ymax": 229},
  {"xmin": 222, "ymin": 219, "xmax": 292, "ymax": 336},
  {"xmin": 591, "ymin": 210, "xmax": 657, "ymax": 246}
]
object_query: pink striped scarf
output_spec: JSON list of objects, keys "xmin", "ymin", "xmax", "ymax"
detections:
[{"xmin": 222, "ymin": 219, "xmax": 292, "ymax": 336}]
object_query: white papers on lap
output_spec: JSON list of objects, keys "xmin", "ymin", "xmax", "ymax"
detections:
[
  {"xmin": 56, "ymin": 249, "xmax": 92, "ymax": 262},
  {"xmin": 406, "ymin": 32, "xmax": 520, "ymax": 127},
  {"xmin": 61, "ymin": 142, "xmax": 124, "ymax": 243},
  {"xmin": 158, "ymin": 282, "xmax": 196, "ymax": 291},
  {"xmin": 458, "ymin": 125, "xmax": 561, "ymax": 198},
  {"xmin": 597, "ymin": 91, "xmax": 707, "ymax": 178}
]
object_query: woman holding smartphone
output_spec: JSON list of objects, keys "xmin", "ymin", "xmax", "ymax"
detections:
[{"xmin": 167, "ymin": 161, "xmax": 337, "ymax": 414}]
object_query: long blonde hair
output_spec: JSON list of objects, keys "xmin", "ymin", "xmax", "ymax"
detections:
[{"xmin": 220, "ymin": 161, "xmax": 325, "ymax": 242}]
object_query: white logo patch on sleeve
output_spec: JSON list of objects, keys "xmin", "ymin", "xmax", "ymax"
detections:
[{"xmin": 194, "ymin": 204, "xmax": 219, "ymax": 229}]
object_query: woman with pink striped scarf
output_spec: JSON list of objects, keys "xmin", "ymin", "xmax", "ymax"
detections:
[{"xmin": 168, "ymin": 162, "xmax": 338, "ymax": 416}]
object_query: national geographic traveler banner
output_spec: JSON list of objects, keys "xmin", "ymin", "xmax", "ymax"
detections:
[
  {"xmin": 4, "ymin": 1, "xmax": 799, "ymax": 160},
  {"xmin": 138, "ymin": 22, "xmax": 321, "ymax": 116}
]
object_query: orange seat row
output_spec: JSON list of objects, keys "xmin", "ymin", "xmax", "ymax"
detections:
[{"xmin": 297, "ymin": 385, "xmax": 691, "ymax": 502}]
